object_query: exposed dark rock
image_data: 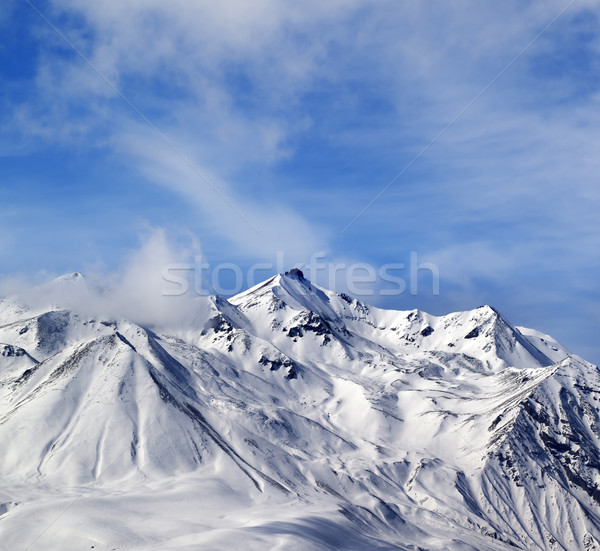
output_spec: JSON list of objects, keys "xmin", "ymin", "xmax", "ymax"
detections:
[
  {"xmin": 489, "ymin": 414, "xmax": 504, "ymax": 431},
  {"xmin": 465, "ymin": 327, "xmax": 479, "ymax": 339},
  {"xmin": 259, "ymin": 354, "xmax": 299, "ymax": 379},
  {"xmin": 202, "ymin": 314, "xmax": 233, "ymax": 335},
  {"xmin": 286, "ymin": 311, "xmax": 332, "ymax": 339},
  {"xmin": 420, "ymin": 326, "xmax": 434, "ymax": 337},
  {"xmin": 540, "ymin": 431, "xmax": 571, "ymax": 452},
  {"xmin": 285, "ymin": 268, "xmax": 305, "ymax": 279},
  {"xmin": 339, "ymin": 293, "xmax": 353, "ymax": 304},
  {"xmin": 2, "ymin": 345, "xmax": 25, "ymax": 357}
]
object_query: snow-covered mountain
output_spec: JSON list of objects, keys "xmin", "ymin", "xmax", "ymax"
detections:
[{"xmin": 1, "ymin": 270, "xmax": 599, "ymax": 550}]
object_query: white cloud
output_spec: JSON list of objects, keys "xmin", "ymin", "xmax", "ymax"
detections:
[
  {"xmin": 96, "ymin": 227, "xmax": 203, "ymax": 326},
  {"xmin": 3, "ymin": 228, "xmax": 208, "ymax": 328}
]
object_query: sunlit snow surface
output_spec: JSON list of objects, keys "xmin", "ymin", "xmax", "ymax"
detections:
[{"xmin": 1, "ymin": 271, "xmax": 599, "ymax": 550}]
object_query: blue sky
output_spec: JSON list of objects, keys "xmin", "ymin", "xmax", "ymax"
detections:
[{"xmin": 1, "ymin": 0, "xmax": 599, "ymax": 364}]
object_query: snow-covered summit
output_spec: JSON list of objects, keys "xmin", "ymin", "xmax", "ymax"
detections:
[
  {"xmin": 35, "ymin": 271, "xmax": 88, "ymax": 293},
  {"xmin": 51, "ymin": 271, "xmax": 85, "ymax": 283}
]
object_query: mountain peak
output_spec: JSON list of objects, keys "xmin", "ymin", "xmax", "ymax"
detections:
[
  {"xmin": 283, "ymin": 268, "xmax": 305, "ymax": 280},
  {"xmin": 59, "ymin": 271, "xmax": 83, "ymax": 279},
  {"xmin": 47, "ymin": 272, "xmax": 87, "ymax": 287}
]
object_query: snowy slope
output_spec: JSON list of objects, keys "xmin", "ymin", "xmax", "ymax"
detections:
[{"xmin": 0, "ymin": 271, "xmax": 598, "ymax": 550}]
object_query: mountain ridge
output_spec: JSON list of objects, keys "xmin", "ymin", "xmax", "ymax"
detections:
[{"xmin": 1, "ymin": 271, "xmax": 598, "ymax": 550}]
